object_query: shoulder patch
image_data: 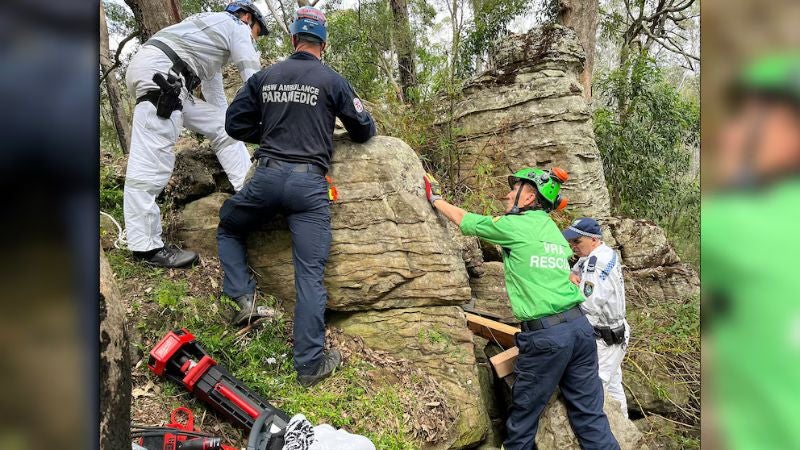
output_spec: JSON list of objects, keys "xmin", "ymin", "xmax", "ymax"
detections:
[
  {"xmin": 586, "ymin": 255, "xmax": 597, "ymax": 273},
  {"xmin": 583, "ymin": 281, "xmax": 594, "ymax": 297},
  {"xmin": 353, "ymin": 97, "xmax": 364, "ymax": 113}
]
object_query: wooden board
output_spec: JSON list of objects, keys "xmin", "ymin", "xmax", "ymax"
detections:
[
  {"xmin": 465, "ymin": 312, "xmax": 519, "ymax": 348},
  {"xmin": 489, "ymin": 347, "xmax": 519, "ymax": 379}
]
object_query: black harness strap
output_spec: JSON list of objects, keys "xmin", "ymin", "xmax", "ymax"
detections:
[{"xmin": 145, "ymin": 38, "xmax": 202, "ymax": 91}]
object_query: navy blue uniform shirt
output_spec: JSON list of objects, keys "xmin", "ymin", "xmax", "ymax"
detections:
[{"xmin": 225, "ymin": 51, "xmax": 376, "ymax": 171}]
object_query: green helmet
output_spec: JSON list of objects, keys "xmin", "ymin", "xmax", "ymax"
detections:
[
  {"xmin": 738, "ymin": 53, "xmax": 800, "ymax": 103},
  {"xmin": 507, "ymin": 167, "xmax": 569, "ymax": 212}
]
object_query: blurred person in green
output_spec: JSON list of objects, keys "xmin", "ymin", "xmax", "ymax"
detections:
[{"xmin": 703, "ymin": 53, "xmax": 800, "ymax": 449}]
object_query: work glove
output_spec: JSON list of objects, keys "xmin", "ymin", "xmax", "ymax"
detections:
[{"xmin": 423, "ymin": 173, "xmax": 443, "ymax": 205}]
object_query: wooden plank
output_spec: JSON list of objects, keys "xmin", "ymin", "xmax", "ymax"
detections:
[
  {"xmin": 465, "ymin": 312, "xmax": 519, "ymax": 348},
  {"xmin": 461, "ymin": 303, "xmax": 505, "ymax": 321},
  {"xmin": 489, "ymin": 346, "xmax": 519, "ymax": 379}
]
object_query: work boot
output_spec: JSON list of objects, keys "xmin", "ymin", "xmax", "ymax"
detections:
[
  {"xmin": 297, "ymin": 349, "xmax": 342, "ymax": 388},
  {"xmin": 132, "ymin": 245, "xmax": 198, "ymax": 268},
  {"xmin": 231, "ymin": 293, "xmax": 274, "ymax": 326}
]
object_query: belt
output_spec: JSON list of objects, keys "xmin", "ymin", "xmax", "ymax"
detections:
[
  {"xmin": 136, "ymin": 90, "xmax": 161, "ymax": 106},
  {"xmin": 593, "ymin": 323, "xmax": 626, "ymax": 345},
  {"xmin": 521, "ymin": 305, "xmax": 584, "ymax": 332},
  {"xmin": 257, "ymin": 157, "xmax": 325, "ymax": 175}
]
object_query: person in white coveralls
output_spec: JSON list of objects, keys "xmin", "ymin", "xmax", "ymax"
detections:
[
  {"xmin": 563, "ymin": 217, "xmax": 630, "ymax": 417},
  {"xmin": 123, "ymin": 0, "xmax": 268, "ymax": 267}
]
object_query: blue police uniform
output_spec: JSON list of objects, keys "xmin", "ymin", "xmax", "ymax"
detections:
[{"xmin": 218, "ymin": 50, "xmax": 375, "ymax": 375}]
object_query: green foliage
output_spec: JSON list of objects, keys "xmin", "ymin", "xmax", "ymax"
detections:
[
  {"xmin": 153, "ymin": 279, "xmax": 188, "ymax": 308},
  {"xmin": 324, "ymin": 2, "xmax": 396, "ymax": 101},
  {"xmin": 458, "ymin": 0, "xmax": 532, "ymax": 77},
  {"xmin": 593, "ymin": 56, "xmax": 699, "ymax": 267},
  {"xmin": 100, "ymin": 165, "xmax": 124, "ymax": 222}
]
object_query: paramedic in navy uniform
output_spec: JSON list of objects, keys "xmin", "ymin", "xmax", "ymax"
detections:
[{"xmin": 217, "ymin": 6, "xmax": 376, "ymax": 388}]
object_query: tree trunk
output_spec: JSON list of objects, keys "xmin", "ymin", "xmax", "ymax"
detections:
[
  {"xmin": 389, "ymin": 0, "xmax": 417, "ymax": 103},
  {"xmin": 99, "ymin": 247, "xmax": 131, "ymax": 449},
  {"xmin": 124, "ymin": 0, "xmax": 182, "ymax": 42},
  {"xmin": 558, "ymin": 0, "xmax": 598, "ymax": 102},
  {"xmin": 100, "ymin": 2, "xmax": 131, "ymax": 154}
]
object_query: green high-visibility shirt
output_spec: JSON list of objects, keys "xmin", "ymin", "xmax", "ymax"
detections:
[
  {"xmin": 460, "ymin": 210, "xmax": 584, "ymax": 320},
  {"xmin": 703, "ymin": 179, "xmax": 800, "ymax": 449}
]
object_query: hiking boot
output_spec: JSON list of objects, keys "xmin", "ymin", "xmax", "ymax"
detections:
[
  {"xmin": 132, "ymin": 245, "xmax": 198, "ymax": 268},
  {"xmin": 297, "ymin": 349, "xmax": 342, "ymax": 388},
  {"xmin": 231, "ymin": 293, "xmax": 274, "ymax": 326}
]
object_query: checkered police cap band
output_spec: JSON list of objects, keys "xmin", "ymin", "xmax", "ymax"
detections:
[{"xmin": 567, "ymin": 226, "xmax": 601, "ymax": 238}]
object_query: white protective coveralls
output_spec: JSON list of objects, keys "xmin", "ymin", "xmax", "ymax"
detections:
[
  {"xmin": 124, "ymin": 11, "xmax": 261, "ymax": 252},
  {"xmin": 572, "ymin": 243, "xmax": 630, "ymax": 417}
]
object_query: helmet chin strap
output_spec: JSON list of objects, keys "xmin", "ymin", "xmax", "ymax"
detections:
[
  {"xmin": 509, "ymin": 187, "xmax": 523, "ymax": 214},
  {"xmin": 508, "ymin": 182, "xmax": 541, "ymax": 215}
]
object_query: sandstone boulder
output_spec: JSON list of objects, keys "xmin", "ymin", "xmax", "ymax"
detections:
[
  {"xmin": 536, "ymin": 391, "xmax": 646, "ymax": 450},
  {"xmin": 624, "ymin": 265, "xmax": 700, "ymax": 305},
  {"xmin": 166, "ymin": 144, "xmax": 233, "ymax": 207},
  {"xmin": 332, "ymin": 306, "xmax": 490, "ymax": 449},
  {"xmin": 174, "ymin": 136, "xmax": 471, "ymax": 311},
  {"xmin": 468, "ymin": 262, "xmax": 516, "ymax": 323},
  {"xmin": 442, "ymin": 25, "xmax": 611, "ymax": 218},
  {"xmin": 248, "ymin": 136, "xmax": 471, "ymax": 311},
  {"xmin": 604, "ymin": 217, "xmax": 680, "ymax": 270},
  {"xmin": 174, "ymin": 192, "xmax": 229, "ymax": 256}
]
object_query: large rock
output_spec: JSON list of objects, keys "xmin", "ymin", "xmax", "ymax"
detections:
[
  {"xmin": 166, "ymin": 144, "xmax": 234, "ymax": 207},
  {"xmin": 536, "ymin": 392, "xmax": 645, "ymax": 450},
  {"xmin": 174, "ymin": 136, "xmax": 471, "ymax": 310},
  {"xmin": 600, "ymin": 217, "xmax": 700, "ymax": 304},
  {"xmin": 247, "ymin": 136, "xmax": 471, "ymax": 311},
  {"xmin": 441, "ymin": 24, "xmax": 611, "ymax": 218},
  {"xmin": 332, "ymin": 306, "xmax": 490, "ymax": 449},
  {"xmin": 450, "ymin": 224, "xmax": 485, "ymax": 278},
  {"xmin": 604, "ymin": 217, "xmax": 680, "ymax": 270},
  {"xmin": 624, "ymin": 265, "xmax": 700, "ymax": 305},
  {"xmin": 474, "ymin": 338, "xmax": 506, "ymax": 450},
  {"xmin": 468, "ymin": 262, "xmax": 516, "ymax": 323},
  {"xmin": 174, "ymin": 192, "xmax": 230, "ymax": 256},
  {"xmin": 623, "ymin": 352, "xmax": 690, "ymax": 416}
]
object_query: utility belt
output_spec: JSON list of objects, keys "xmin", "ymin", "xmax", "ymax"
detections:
[
  {"xmin": 137, "ymin": 39, "xmax": 202, "ymax": 119},
  {"xmin": 593, "ymin": 324, "xmax": 626, "ymax": 346},
  {"xmin": 256, "ymin": 156, "xmax": 326, "ymax": 176},
  {"xmin": 520, "ymin": 305, "xmax": 584, "ymax": 332}
]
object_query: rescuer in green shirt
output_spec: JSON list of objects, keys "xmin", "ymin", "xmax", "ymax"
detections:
[
  {"xmin": 703, "ymin": 53, "xmax": 800, "ymax": 450},
  {"xmin": 423, "ymin": 168, "xmax": 619, "ymax": 450}
]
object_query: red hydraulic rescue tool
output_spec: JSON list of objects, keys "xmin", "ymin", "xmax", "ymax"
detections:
[{"xmin": 148, "ymin": 328, "xmax": 289, "ymax": 447}]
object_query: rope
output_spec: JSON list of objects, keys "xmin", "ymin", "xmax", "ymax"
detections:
[{"xmin": 100, "ymin": 210, "xmax": 127, "ymax": 249}]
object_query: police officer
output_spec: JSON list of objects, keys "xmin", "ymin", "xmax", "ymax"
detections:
[
  {"xmin": 563, "ymin": 218, "xmax": 629, "ymax": 417},
  {"xmin": 424, "ymin": 169, "xmax": 619, "ymax": 449},
  {"xmin": 124, "ymin": 1, "xmax": 268, "ymax": 267},
  {"xmin": 217, "ymin": 6, "xmax": 376, "ymax": 388}
]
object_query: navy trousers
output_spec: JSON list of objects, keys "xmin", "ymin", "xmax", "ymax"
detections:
[
  {"xmin": 217, "ymin": 163, "xmax": 332, "ymax": 375},
  {"xmin": 504, "ymin": 314, "xmax": 619, "ymax": 450}
]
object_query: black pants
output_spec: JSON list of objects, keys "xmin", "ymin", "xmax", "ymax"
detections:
[
  {"xmin": 504, "ymin": 314, "xmax": 619, "ymax": 449},
  {"xmin": 217, "ymin": 164, "xmax": 331, "ymax": 375}
]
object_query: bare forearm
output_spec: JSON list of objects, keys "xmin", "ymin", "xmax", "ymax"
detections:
[{"xmin": 432, "ymin": 199, "xmax": 467, "ymax": 226}]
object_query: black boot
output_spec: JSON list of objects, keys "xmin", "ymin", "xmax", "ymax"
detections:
[
  {"xmin": 132, "ymin": 245, "xmax": 198, "ymax": 268},
  {"xmin": 297, "ymin": 349, "xmax": 342, "ymax": 388},
  {"xmin": 231, "ymin": 293, "xmax": 274, "ymax": 326}
]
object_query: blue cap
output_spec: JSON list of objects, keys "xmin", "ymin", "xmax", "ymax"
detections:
[{"xmin": 562, "ymin": 218, "xmax": 602, "ymax": 240}]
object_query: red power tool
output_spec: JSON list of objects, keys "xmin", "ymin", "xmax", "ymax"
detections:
[
  {"xmin": 148, "ymin": 328, "xmax": 290, "ymax": 435},
  {"xmin": 132, "ymin": 406, "xmax": 237, "ymax": 450}
]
